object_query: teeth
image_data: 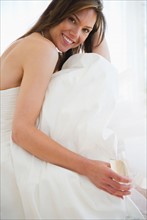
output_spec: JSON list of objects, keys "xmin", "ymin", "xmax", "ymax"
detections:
[{"xmin": 63, "ymin": 35, "xmax": 73, "ymax": 44}]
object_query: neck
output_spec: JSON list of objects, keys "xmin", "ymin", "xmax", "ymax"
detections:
[{"xmin": 41, "ymin": 31, "xmax": 62, "ymax": 54}]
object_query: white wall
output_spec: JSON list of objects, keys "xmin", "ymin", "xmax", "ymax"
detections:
[{"xmin": 1, "ymin": 0, "xmax": 49, "ymax": 53}]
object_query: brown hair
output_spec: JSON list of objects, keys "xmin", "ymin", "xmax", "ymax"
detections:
[{"xmin": 20, "ymin": 0, "xmax": 106, "ymax": 69}]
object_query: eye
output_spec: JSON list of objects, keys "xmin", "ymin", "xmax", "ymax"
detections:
[
  {"xmin": 82, "ymin": 28, "xmax": 90, "ymax": 34},
  {"xmin": 68, "ymin": 16, "xmax": 76, "ymax": 24}
]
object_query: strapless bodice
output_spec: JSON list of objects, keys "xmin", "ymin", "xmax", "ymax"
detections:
[{"xmin": 1, "ymin": 87, "xmax": 20, "ymax": 133}]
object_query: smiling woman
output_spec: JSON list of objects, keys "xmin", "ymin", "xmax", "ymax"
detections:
[
  {"xmin": 0, "ymin": 0, "xmax": 146, "ymax": 219},
  {"xmin": 45, "ymin": 8, "xmax": 97, "ymax": 52},
  {"xmin": 15, "ymin": 0, "xmax": 106, "ymax": 70}
]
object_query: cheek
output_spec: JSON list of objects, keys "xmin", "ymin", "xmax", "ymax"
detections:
[
  {"xmin": 73, "ymin": 35, "xmax": 88, "ymax": 47},
  {"xmin": 80, "ymin": 35, "xmax": 88, "ymax": 44},
  {"xmin": 58, "ymin": 20, "xmax": 70, "ymax": 30}
]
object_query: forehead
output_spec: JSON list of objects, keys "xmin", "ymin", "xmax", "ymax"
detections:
[{"xmin": 74, "ymin": 8, "xmax": 97, "ymax": 27}]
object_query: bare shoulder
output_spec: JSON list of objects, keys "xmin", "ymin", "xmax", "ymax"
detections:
[
  {"xmin": 1, "ymin": 32, "xmax": 59, "ymax": 67},
  {"xmin": 20, "ymin": 33, "xmax": 59, "ymax": 62},
  {"xmin": 1, "ymin": 33, "xmax": 58, "ymax": 90}
]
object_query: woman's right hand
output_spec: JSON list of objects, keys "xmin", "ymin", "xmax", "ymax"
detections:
[{"xmin": 85, "ymin": 160, "xmax": 132, "ymax": 199}]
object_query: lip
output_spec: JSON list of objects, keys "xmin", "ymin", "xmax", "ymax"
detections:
[{"xmin": 62, "ymin": 34, "xmax": 75, "ymax": 45}]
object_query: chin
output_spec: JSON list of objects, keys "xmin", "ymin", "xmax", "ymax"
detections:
[
  {"xmin": 55, "ymin": 44, "xmax": 65, "ymax": 53},
  {"xmin": 60, "ymin": 47, "xmax": 70, "ymax": 53}
]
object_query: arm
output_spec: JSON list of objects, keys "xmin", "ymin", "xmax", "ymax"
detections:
[
  {"xmin": 12, "ymin": 40, "xmax": 131, "ymax": 198},
  {"xmin": 92, "ymin": 36, "xmax": 111, "ymax": 62},
  {"xmin": 12, "ymin": 40, "xmax": 89, "ymax": 175}
]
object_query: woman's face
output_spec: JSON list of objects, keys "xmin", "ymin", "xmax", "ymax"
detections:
[{"xmin": 48, "ymin": 8, "xmax": 97, "ymax": 52}]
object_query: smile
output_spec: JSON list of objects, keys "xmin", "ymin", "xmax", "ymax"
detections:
[{"xmin": 62, "ymin": 34, "xmax": 74, "ymax": 45}]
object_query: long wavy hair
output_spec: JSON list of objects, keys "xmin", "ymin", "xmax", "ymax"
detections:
[{"xmin": 20, "ymin": 0, "xmax": 106, "ymax": 69}]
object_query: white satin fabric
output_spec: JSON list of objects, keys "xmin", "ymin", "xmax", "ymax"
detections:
[{"xmin": 1, "ymin": 53, "xmax": 144, "ymax": 219}]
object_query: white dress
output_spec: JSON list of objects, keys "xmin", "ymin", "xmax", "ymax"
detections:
[{"xmin": 1, "ymin": 53, "xmax": 144, "ymax": 219}]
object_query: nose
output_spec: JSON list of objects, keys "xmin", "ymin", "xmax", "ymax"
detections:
[{"xmin": 69, "ymin": 26, "xmax": 81, "ymax": 40}]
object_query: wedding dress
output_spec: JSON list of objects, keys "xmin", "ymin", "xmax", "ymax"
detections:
[{"xmin": 1, "ymin": 53, "xmax": 145, "ymax": 219}]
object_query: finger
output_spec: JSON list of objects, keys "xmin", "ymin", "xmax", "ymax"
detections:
[
  {"xmin": 99, "ymin": 185, "xmax": 123, "ymax": 198},
  {"xmin": 103, "ymin": 184, "xmax": 131, "ymax": 197},
  {"xmin": 109, "ymin": 169, "xmax": 132, "ymax": 184},
  {"xmin": 107, "ymin": 178, "xmax": 132, "ymax": 191}
]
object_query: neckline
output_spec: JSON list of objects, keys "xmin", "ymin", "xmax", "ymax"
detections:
[{"xmin": 0, "ymin": 86, "xmax": 20, "ymax": 92}]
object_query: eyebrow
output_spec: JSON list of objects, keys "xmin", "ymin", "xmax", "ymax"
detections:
[{"xmin": 73, "ymin": 13, "xmax": 93, "ymax": 29}]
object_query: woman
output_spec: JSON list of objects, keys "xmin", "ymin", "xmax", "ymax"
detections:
[{"xmin": 1, "ymin": 0, "xmax": 144, "ymax": 219}]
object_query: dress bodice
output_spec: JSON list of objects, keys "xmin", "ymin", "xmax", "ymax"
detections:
[{"xmin": 1, "ymin": 87, "xmax": 20, "ymax": 133}]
